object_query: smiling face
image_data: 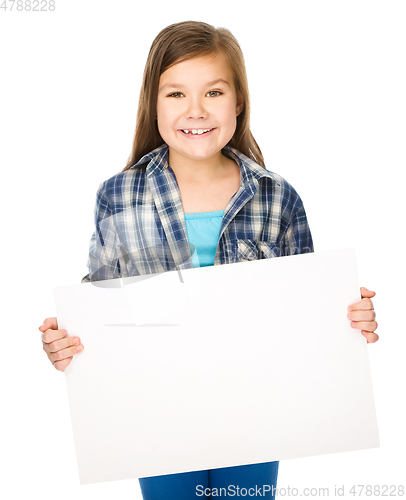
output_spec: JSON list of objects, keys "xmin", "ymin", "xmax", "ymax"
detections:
[{"xmin": 156, "ymin": 53, "xmax": 244, "ymax": 167}]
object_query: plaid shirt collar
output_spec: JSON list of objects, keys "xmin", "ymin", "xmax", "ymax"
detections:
[{"xmin": 130, "ymin": 143, "xmax": 281, "ymax": 191}]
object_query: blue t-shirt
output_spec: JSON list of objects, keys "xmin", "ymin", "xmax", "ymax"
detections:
[{"xmin": 183, "ymin": 210, "xmax": 225, "ymax": 268}]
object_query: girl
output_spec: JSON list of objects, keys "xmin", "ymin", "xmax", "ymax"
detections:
[{"xmin": 40, "ymin": 21, "xmax": 379, "ymax": 500}]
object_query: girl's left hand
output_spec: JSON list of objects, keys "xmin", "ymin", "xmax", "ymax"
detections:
[{"xmin": 347, "ymin": 287, "xmax": 379, "ymax": 343}]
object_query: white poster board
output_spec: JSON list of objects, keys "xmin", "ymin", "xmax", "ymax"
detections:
[{"xmin": 53, "ymin": 248, "xmax": 379, "ymax": 485}]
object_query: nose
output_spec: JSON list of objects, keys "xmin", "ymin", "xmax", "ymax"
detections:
[{"xmin": 185, "ymin": 96, "xmax": 207, "ymax": 120}]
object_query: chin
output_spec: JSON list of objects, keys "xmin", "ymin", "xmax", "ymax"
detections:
[
  {"xmin": 183, "ymin": 149, "xmax": 220, "ymax": 161},
  {"xmin": 169, "ymin": 143, "xmax": 219, "ymax": 160}
]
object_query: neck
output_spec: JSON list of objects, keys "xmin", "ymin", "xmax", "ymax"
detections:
[{"xmin": 168, "ymin": 148, "xmax": 230, "ymax": 183}]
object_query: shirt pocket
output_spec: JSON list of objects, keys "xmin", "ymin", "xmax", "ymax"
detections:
[{"xmin": 236, "ymin": 239, "xmax": 281, "ymax": 262}]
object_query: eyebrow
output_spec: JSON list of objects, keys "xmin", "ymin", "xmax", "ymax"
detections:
[{"xmin": 159, "ymin": 78, "xmax": 231, "ymax": 92}]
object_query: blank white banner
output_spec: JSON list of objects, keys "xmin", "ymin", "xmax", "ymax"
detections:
[{"xmin": 53, "ymin": 248, "xmax": 379, "ymax": 485}]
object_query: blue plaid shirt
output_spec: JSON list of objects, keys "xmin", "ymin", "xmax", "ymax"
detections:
[{"xmin": 81, "ymin": 143, "xmax": 313, "ymax": 283}]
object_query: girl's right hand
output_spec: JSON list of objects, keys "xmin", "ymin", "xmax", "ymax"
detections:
[{"xmin": 40, "ymin": 317, "xmax": 84, "ymax": 372}]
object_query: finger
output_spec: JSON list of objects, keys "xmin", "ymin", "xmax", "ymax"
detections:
[
  {"xmin": 46, "ymin": 344, "xmax": 84, "ymax": 364},
  {"xmin": 347, "ymin": 310, "xmax": 376, "ymax": 322},
  {"xmin": 41, "ymin": 328, "xmax": 68, "ymax": 344},
  {"xmin": 39, "ymin": 317, "xmax": 58, "ymax": 332},
  {"xmin": 348, "ymin": 298, "xmax": 374, "ymax": 311},
  {"xmin": 360, "ymin": 287, "xmax": 376, "ymax": 299},
  {"xmin": 54, "ymin": 356, "xmax": 73, "ymax": 372},
  {"xmin": 361, "ymin": 331, "xmax": 380, "ymax": 344},
  {"xmin": 43, "ymin": 335, "xmax": 82, "ymax": 354},
  {"xmin": 350, "ymin": 320, "xmax": 378, "ymax": 332}
]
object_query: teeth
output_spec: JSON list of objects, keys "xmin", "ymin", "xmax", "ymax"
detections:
[{"xmin": 182, "ymin": 128, "xmax": 213, "ymax": 135}]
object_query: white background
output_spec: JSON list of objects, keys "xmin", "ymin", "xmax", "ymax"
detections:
[{"xmin": 1, "ymin": 0, "xmax": 404, "ymax": 498}]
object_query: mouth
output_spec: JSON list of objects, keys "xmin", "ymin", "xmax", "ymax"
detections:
[{"xmin": 179, "ymin": 128, "xmax": 216, "ymax": 138}]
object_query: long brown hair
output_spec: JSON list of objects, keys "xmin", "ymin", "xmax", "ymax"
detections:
[{"xmin": 122, "ymin": 21, "xmax": 265, "ymax": 171}]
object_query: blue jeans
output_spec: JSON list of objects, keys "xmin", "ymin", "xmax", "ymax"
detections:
[{"xmin": 139, "ymin": 461, "xmax": 279, "ymax": 499}]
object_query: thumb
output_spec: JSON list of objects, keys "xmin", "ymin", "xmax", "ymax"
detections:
[
  {"xmin": 360, "ymin": 287, "xmax": 376, "ymax": 298},
  {"xmin": 38, "ymin": 317, "xmax": 58, "ymax": 332}
]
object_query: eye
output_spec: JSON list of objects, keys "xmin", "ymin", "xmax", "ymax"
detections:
[
  {"xmin": 207, "ymin": 90, "xmax": 222, "ymax": 97},
  {"xmin": 168, "ymin": 92, "xmax": 184, "ymax": 98}
]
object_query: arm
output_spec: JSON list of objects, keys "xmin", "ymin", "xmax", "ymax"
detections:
[
  {"xmin": 280, "ymin": 199, "xmax": 314, "ymax": 256},
  {"xmin": 81, "ymin": 181, "xmax": 126, "ymax": 283}
]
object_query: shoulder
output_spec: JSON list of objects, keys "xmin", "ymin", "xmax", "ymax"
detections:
[
  {"xmin": 260, "ymin": 169, "xmax": 304, "ymax": 211},
  {"xmin": 99, "ymin": 144, "xmax": 167, "ymax": 202},
  {"xmin": 96, "ymin": 167, "xmax": 147, "ymax": 213},
  {"xmin": 224, "ymin": 146, "xmax": 304, "ymax": 212}
]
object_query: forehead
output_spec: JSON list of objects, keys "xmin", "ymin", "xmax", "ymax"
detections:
[{"xmin": 159, "ymin": 53, "xmax": 235, "ymax": 88}]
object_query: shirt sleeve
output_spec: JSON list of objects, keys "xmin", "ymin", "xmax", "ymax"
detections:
[
  {"xmin": 280, "ymin": 198, "xmax": 314, "ymax": 256},
  {"xmin": 81, "ymin": 181, "xmax": 124, "ymax": 283}
]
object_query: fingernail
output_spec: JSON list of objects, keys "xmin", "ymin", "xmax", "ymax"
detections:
[
  {"xmin": 347, "ymin": 306, "xmax": 352, "ymax": 311},
  {"xmin": 77, "ymin": 345, "xmax": 83, "ymax": 351},
  {"xmin": 351, "ymin": 321, "xmax": 356, "ymax": 327},
  {"xmin": 73, "ymin": 338, "xmax": 79, "ymax": 344}
]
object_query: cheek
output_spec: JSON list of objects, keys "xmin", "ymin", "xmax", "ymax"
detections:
[
  {"xmin": 157, "ymin": 105, "xmax": 176, "ymax": 133},
  {"xmin": 221, "ymin": 106, "xmax": 238, "ymax": 133},
  {"xmin": 156, "ymin": 111, "xmax": 170, "ymax": 138},
  {"xmin": 221, "ymin": 100, "xmax": 238, "ymax": 124}
]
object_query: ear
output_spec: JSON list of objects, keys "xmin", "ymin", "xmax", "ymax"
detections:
[{"xmin": 236, "ymin": 92, "xmax": 244, "ymax": 117}]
